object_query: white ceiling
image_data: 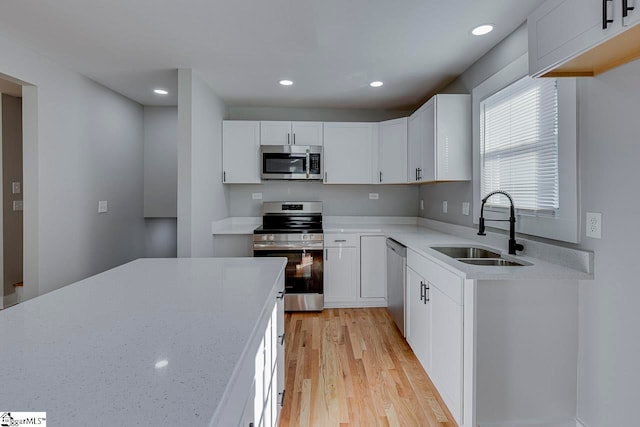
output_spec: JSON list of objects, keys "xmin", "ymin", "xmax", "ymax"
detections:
[{"xmin": 0, "ymin": 0, "xmax": 544, "ymax": 109}]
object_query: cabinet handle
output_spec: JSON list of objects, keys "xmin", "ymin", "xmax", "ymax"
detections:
[
  {"xmin": 324, "ymin": 171, "xmax": 327, "ymax": 182},
  {"xmin": 624, "ymin": 0, "xmax": 635, "ymax": 18},
  {"xmin": 603, "ymin": 0, "xmax": 614, "ymax": 29},
  {"xmin": 287, "ymin": 133, "xmax": 290, "ymax": 145},
  {"xmin": 223, "ymin": 171, "xmax": 226, "ymax": 182},
  {"xmin": 415, "ymin": 168, "xmax": 418, "ymax": 181},
  {"xmin": 425, "ymin": 283, "xmax": 430, "ymax": 303},
  {"xmin": 277, "ymin": 291, "xmax": 285, "ymax": 300},
  {"xmin": 325, "ymin": 248, "xmax": 328, "ymax": 261},
  {"xmin": 417, "ymin": 167, "xmax": 422, "ymax": 181},
  {"xmin": 279, "ymin": 334, "xmax": 285, "ymax": 346},
  {"xmin": 334, "ymin": 239, "xmax": 347, "ymax": 243},
  {"xmin": 420, "ymin": 281, "xmax": 425, "ymax": 302},
  {"xmin": 379, "ymin": 171, "xmax": 383, "ymax": 183},
  {"xmin": 306, "ymin": 151, "xmax": 310, "ymax": 178},
  {"xmin": 293, "ymin": 133, "xmax": 296, "ymax": 144},
  {"xmin": 279, "ymin": 389, "xmax": 286, "ymax": 407}
]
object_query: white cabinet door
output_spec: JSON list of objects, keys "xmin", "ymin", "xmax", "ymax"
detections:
[
  {"xmin": 223, "ymin": 121, "xmax": 261, "ymax": 183},
  {"xmin": 421, "ymin": 98, "xmax": 436, "ymax": 182},
  {"xmin": 238, "ymin": 380, "xmax": 256, "ymax": 427},
  {"xmin": 360, "ymin": 236, "xmax": 387, "ymax": 299},
  {"xmin": 408, "ymin": 106, "xmax": 425, "ymax": 183},
  {"xmin": 260, "ymin": 121, "xmax": 292, "ymax": 145},
  {"xmin": 378, "ymin": 117, "xmax": 408, "ymax": 184},
  {"xmin": 324, "ymin": 246, "xmax": 359, "ymax": 303},
  {"xmin": 323, "ymin": 122, "xmax": 377, "ymax": 184},
  {"xmin": 406, "ymin": 267, "xmax": 431, "ymax": 371},
  {"xmin": 291, "ymin": 122, "xmax": 323, "ymax": 146},
  {"xmin": 528, "ymin": 0, "xmax": 619, "ymax": 76},
  {"xmin": 430, "ymin": 284, "xmax": 463, "ymax": 424},
  {"xmin": 623, "ymin": 0, "xmax": 640, "ymax": 26},
  {"xmin": 435, "ymin": 95, "xmax": 471, "ymax": 181}
]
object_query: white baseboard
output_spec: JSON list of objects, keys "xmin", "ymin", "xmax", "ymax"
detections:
[
  {"xmin": 324, "ymin": 301, "xmax": 387, "ymax": 309},
  {"xmin": 479, "ymin": 418, "xmax": 582, "ymax": 427}
]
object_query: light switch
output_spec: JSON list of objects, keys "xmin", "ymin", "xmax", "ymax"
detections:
[
  {"xmin": 13, "ymin": 200, "xmax": 23, "ymax": 211},
  {"xmin": 442, "ymin": 201, "xmax": 448, "ymax": 213},
  {"xmin": 369, "ymin": 193, "xmax": 379, "ymax": 200},
  {"xmin": 462, "ymin": 202, "xmax": 470, "ymax": 216},
  {"xmin": 420, "ymin": 200, "xmax": 424, "ymax": 210},
  {"xmin": 98, "ymin": 200, "xmax": 108, "ymax": 213},
  {"xmin": 12, "ymin": 182, "xmax": 21, "ymax": 194},
  {"xmin": 252, "ymin": 193, "xmax": 263, "ymax": 200}
]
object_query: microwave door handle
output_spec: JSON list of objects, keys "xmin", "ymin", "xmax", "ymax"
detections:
[{"xmin": 306, "ymin": 151, "xmax": 310, "ymax": 178}]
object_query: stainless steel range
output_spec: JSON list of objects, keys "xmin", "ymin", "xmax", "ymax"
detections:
[{"xmin": 253, "ymin": 202, "xmax": 324, "ymax": 311}]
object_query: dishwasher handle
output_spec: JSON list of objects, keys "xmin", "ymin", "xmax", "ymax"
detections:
[{"xmin": 386, "ymin": 238, "xmax": 407, "ymax": 257}]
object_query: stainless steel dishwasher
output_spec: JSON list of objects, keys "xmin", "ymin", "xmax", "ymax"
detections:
[{"xmin": 386, "ymin": 238, "xmax": 407, "ymax": 336}]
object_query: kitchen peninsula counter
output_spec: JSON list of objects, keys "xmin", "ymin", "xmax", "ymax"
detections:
[{"xmin": 0, "ymin": 257, "xmax": 286, "ymax": 426}]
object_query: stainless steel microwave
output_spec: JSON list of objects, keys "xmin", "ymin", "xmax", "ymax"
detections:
[{"xmin": 261, "ymin": 145, "xmax": 323, "ymax": 180}]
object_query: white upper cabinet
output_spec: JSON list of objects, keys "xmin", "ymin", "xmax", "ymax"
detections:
[
  {"xmin": 407, "ymin": 95, "xmax": 470, "ymax": 183},
  {"xmin": 528, "ymin": 0, "xmax": 640, "ymax": 77},
  {"xmin": 260, "ymin": 121, "xmax": 323, "ymax": 146},
  {"xmin": 222, "ymin": 120, "xmax": 261, "ymax": 184},
  {"xmin": 378, "ymin": 117, "xmax": 408, "ymax": 184},
  {"xmin": 323, "ymin": 122, "xmax": 377, "ymax": 184}
]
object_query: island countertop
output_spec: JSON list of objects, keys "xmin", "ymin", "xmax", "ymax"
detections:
[{"xmin": 0, "ymin": 257, "xmax": 286, "ymax": 426}]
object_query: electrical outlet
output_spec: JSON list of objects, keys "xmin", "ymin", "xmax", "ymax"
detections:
[
  {"xmin": 98, "ymin": 200, "xmax": 108, "ymax": 213},
  {"xmin": 12, "ymin": 182, "xmax": 21, "ymax": 194},
  {"xmin": 369, "ymin": 193, "xmax": 379, "ymax": 200},
  {"xmin": 420, "ymin": 200, "xmax": 424, "ymax": 210},
  {"xmin": 586, "ymin": 212, "xmax": 602, "ymax": 239},
  {"xmin": 252, "ymin": 193, "xmax": 263, "ymax": 200},
  {"xmin": 442, "ymin": 201, "xmax": 448, "ymax": 213},
  {"xmin": 13, "ymin": 200, "xmax": 23, "ymax": 211},
  {"xmin": 462, "ymin": 202, "xmax": 470, "ymax": 216}
]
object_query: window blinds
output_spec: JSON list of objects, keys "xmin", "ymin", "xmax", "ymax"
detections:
[{"xmin": 480, "ymin": 76, "xmax": 559, "ymax": 213}]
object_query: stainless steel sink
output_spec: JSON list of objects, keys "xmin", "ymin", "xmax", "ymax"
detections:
[
  {"xmin": 457, "ymin": 258, "xmax": 530, "ymax": 267},
  {"xmin": 432, "ymin": 246, "xmax": 501, "ymax": 259},
  {"xmin": 431, "ymin": 245, "xmax": 532, "ymax": 267}
]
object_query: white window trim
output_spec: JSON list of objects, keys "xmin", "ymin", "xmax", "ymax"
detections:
[{"xmin": 472, "ymin": 54, "xmax": 580, "ymax": 243}]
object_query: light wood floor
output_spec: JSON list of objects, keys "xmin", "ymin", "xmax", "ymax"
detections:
[{"xmin": 279, "ymin": 308, "xmax": 457, "ymax": 427}]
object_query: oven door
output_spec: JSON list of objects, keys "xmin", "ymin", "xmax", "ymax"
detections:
[{"xmin": 254, "ymin": 245, "xmax": 324, "ymax": 311}]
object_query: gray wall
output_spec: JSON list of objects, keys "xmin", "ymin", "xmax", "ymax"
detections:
[
  {"xmin": 0, "ymin": 33, "xmax": 146, "ymax": 298},
  {"xmin": 229, "ymin": 182, "xmax": 419, "ymax": 217},
  {"xmin": 144, "ymin": 218, "xmax": 177, "ymax": 258},
  {"xmin": 227, "ymin": 106, "xmax": 418, "ymax": 217},
  {"xmin": 417, "ymin": 21, "xmax": 640, "ymax": 426},
  {"xmin": 177, "ymin": 69, "xmax": 229, "ymax": 257},
  {"xmin": 2, "ymin": 94, "xmax": 22, "ymax": 298},
  {"xmin": 144, "ymin": 106, "xmax": 177, "ymax": 218}
]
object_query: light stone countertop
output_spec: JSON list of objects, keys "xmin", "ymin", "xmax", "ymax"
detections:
[
  {"xmin": 0, "ymin": 257, "xmax": 286, "ymax": 426},
  {"xmin": 212, "ymin": 216, "xmax": 593, "ymax": 281}
]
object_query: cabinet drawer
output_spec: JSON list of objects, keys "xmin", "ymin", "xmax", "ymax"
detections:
[
  {"xmin": 324, "ymin": 233, "xmax": 359, "ymax": 247},
  {"xmin": 407, "ymin": 249, "xmax": 463, "ymax": 305}
]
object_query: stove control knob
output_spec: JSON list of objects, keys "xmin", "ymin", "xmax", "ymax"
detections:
[
  {"xmin": 261, "ymin": 235, "xmax": 267, "ymax": 241},
  {"xmin": 269, "ymin": 235, "xmax": 275, "ymax": 241}
]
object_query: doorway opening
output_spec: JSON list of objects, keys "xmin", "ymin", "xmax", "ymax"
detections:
[{"xmin": 0, "ymin": 75, "xmax": 23, "ymax": 309}]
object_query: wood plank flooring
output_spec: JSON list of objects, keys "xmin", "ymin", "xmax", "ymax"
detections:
[{"xmin": 279, "ymin": 308, "xmax": 457, "ymax": 427}]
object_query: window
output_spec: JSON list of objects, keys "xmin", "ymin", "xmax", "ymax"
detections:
[
  {"xmin": 480, "ymin": 76, "xmax": 559, "ymax": 215},
  {"xmin": 472, "ymin": 54, "xmax": 579, "ymax": 243}
]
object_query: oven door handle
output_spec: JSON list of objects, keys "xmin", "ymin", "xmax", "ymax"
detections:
[
  {"xmin": 306, "ymin": 151, "xmax": 310, "ymax": 179},
  {"xmin": 253, "ymin": 242, "xmax": 324, "ymax": 251}
]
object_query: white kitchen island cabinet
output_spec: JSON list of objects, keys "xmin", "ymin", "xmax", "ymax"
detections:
[{"xmin": 0, "ymin": 258, "xmax": 286, "ymax": 427}]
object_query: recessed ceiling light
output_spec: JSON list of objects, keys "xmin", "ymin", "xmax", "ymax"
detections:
[
  {"xmin": 369, "ymin": 81, "xmax": 384, "ymax": 88},
  {"xmin": 155, "ymin": 360, "xmax": 169, "ymax": 369},
  {"xmin": 279, "ymin": 80, "xmax": 293, "ymax": 86},
  {"xmin": 153, "ymin": 89, "xmax": 169, "ymax": 95},
  {"xmin": 472, "ymin": 24, "xmax": 494, "ymax": 36}
]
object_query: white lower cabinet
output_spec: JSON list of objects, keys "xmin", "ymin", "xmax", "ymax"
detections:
[
  {"xmin": 241, "ymin": 288, "xmax": 284, "ymax": 427},
  {"xmin": 406, "ymin": 266, "xmax": 431, "ymax": 371},
  {"xmin": 324, "ymin": 234, "xmax": 387, "ymax": 307},
  {"xmin": 406, "ymin": 249, "xmax": 463, "ymax": 425}
]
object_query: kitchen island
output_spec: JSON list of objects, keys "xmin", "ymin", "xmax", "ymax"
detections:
[{"xmin": 0, "ymin": 257, "xmax": 286, "ymax": 426}]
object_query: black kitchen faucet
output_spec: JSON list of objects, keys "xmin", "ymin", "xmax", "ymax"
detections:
[{"xmin": 477, "ymin": 190, "xmax": 524, "ymax": 255}]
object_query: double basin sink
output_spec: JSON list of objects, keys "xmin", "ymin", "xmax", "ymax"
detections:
[{"xmin": 431, "ymin": 246, "xmax": 531, "ymax": 267}]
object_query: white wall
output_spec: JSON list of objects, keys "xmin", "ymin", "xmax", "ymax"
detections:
[
  {"xmin": 144, "ymin": 106, "xmax": 177, "ymax": 217},
  {"xmin": 177, "ymin": 69, "xmax": 228, "ymax": 257},
  {"xmin": 0, "ymin": 34, "xmax": 146, "ymax": 298},
  {"xmin": 417, "ymin": 22, "xmax": 640, "ymax": 426}
]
